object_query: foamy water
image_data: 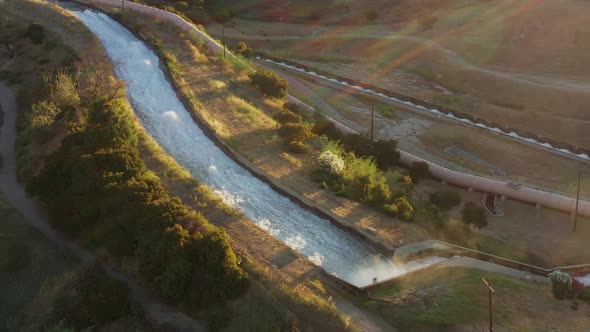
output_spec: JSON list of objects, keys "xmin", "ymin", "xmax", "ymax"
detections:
[{"xmin": 74, "ymin": 9, "xmax": 448, "ymax": 287}]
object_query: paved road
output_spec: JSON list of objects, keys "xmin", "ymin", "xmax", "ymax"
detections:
[{"xmin": 0, "ymin": 82, "xmax": 206, "ymax": 332}]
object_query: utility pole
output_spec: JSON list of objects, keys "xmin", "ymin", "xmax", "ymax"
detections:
[
  {"xmin": 121, "ymin": 0, "xmax": 125, "ymax": 17},
  {"xmin": 573, "ymin": 166, "xmax": 582, "ymax": 232},
  {"xmin": 222, "ymin": 25, "xmax": 226, "ymax": 59},
  {"xmin": 370, "ymin": 103, "xmax": 374, "ymax": 141},
  {"xmin": 482, "ymin": 278, "xmax": 495, "ymax": 332}
]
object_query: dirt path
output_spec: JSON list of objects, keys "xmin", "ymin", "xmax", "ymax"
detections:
[{"xmin": 0, "ymin": 82, "xmax": 206, "ymax": 332}]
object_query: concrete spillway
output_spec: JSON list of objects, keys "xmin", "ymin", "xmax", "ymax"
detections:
[{"xmin": 72, "ymin": 9, "xmax": 447, "ymax": 287}]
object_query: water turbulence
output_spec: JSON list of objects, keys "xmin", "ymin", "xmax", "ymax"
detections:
[{"xmin": 74, "ymin": 9, "xmax": 445, "ymax": 287}]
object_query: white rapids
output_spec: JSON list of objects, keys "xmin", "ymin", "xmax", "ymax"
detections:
[{"xmin": 73, "ymin": 9, "xmax": 447, "ymax": 287}]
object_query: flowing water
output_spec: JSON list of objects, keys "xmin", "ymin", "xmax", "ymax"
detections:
[{"xmin": 73, "ymin": 9, "xmax": 446, "ymax": 287}]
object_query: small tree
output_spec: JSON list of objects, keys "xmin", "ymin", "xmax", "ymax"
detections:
[
  {"xmin": 249, "ymin": 69, "xmax": 288, "ymax": 99},
  {"xmin": 461, "ymin": 202, "xmax": 488, "ymax": 229},
  {"xmin": 548, "ymin": 271, "xmax": 573, "ymax": 300},
  {"xmin": 409, "ymin": 161, "xmax": 429, "ymax": 183}
]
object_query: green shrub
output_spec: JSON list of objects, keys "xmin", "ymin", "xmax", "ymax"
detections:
[
  {"xmin": 384, "ymin": 196, "xmax": 414, "ymax": 221},
  {"xmin": 340, "ymin": 155, "xmax": 391, "ymax": 204},
  {"xmin": 341, "ymin": 133, "xmax": 374, "ymax": 157},
  {"xmin": 51, "ymin": 266, "xmax": 133, "ymax": 330},
  {"xmin": 234, "ymin": 41, "xmax": 254, "ymax": 58},
  {"xmin": 548, "ymin": 271, "xmax": 573, "ymax": 300},
  {"xmin": 273, "ymin": 109, "xmax": 301, "ymax": 125},
  {"xmin": 312, "ymin": 115, "xmax": 343, "ymax": 141},
  {"xmin": 430, "ymin": 190, "xmax": 461, "ymax": 210},
  {"xmin": 283, "ymin": 102, "xmax": 310, "ymax": 120},
  {"xmin": 249, "ymin": 69, "xmax": 288, "ymax": 99},
  {"xmin": 278, "ymin": 122, "xmax": 315, "ymax": 143},
  {"xmin": 25, "ymin": 22, "xmax": 45, "ymax": 44},
  {"xmin": 28, "ymin": 100, "xmax": 59, "ymax": 129},
  {"xmin": 372, "ymin": 139, "xmax": 400, "ymax": 168},
  {"xmin": 409, "ymin": 161, "xmax": 429, "ymax": 183},
  {"xmin": 461, "ymin": 202, "xmax": 488, "ymax": 229}
]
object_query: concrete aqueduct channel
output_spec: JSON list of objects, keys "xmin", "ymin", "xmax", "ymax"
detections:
[
  {"xmin": 74, "ymin": 0, "xmax": 590, "ymax": 220},
  {"xmin": 68, "ymin": 4, "xmax": 453, "ymax": 288},
  {"xmin": 62, "ymin": 0, "xmax": 590, "ymax": 291}
]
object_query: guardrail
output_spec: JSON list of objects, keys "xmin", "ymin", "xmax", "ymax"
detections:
[{"xmin": 257, "ymin": 54, "xmax": 590, "ymax": 160}]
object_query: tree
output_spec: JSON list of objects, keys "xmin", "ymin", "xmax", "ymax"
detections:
[
  {"xmin": 409, "ymin": 161, "xmax": 429, "ymax": 183},
  {"xmin": 249, "ymin": 69, "xmax": 288, "ymax": 99},
  {"xmin": 461, "ymin": 202, "xmax": 488, "ymax": 229}
]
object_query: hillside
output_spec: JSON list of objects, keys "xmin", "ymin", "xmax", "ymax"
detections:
[{"xmin": 202, "ymin": 0, "xmax": 590, "ymax": 148}]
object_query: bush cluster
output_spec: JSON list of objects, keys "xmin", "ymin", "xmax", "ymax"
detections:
[
  {"xmin": 274, "ymin": 104, "xmax": 316, "ymax": 153},
  {"xmin": 384, "ymin": 196, "xmax": 414, "ymax": 221},
  {"xmin": 249, "ymin": 69, "xmax": 288, "ymax": 99},
  {"xmin": 234, "ymin": 41, "xmax": 254, "ymax": 58},
  {"xmin": 312, "ymin": 114, "xmax": 400, "ymax": 169},
  {"xmin": 314, "ymin": 141, "xmax": 414, "ymax": 219},
  {"xmin": 28, "ymin": 73, "xmax": 248, "ymax": 309}
]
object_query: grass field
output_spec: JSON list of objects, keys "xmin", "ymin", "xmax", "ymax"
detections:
[{"xmin": 364, "ymin": 267, "xmax": 590, "ymax": 331}]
